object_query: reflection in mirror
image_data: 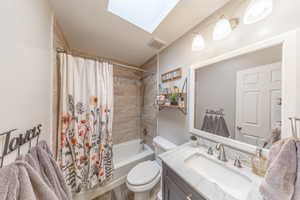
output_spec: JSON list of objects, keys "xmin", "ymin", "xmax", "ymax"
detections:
[{"xmin": 194, "ymin": 45, "xmax": 282, "ymax": 149}]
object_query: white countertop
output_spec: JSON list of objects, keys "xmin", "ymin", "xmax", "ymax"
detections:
[{"xmin": 159, "ymin": 143, "xmax": 264, "ymax": 200}]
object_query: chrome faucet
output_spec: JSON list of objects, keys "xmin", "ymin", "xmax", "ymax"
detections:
[
  {"xmin": 215, "ymin": 143, "xmax": 227, "ymax": 162},
  {"xmin": 140, "ymin": 139, "xmax": 145, "ymax": 144}
]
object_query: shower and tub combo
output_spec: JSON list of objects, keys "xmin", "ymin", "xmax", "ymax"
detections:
[
  {"xmin": 73, "ymin": 139, "xmax": 153, "ymax": 200},
  {"xmin": 73, "ymin": 137, "xmax": 177, "ymax": 200}
]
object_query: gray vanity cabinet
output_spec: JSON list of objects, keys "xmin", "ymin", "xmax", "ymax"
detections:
[{"xmin": 162, "ymin": 163, "xmax": 206, "ymax": 200}]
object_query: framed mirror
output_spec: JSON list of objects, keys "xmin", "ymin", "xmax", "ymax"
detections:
[{"xmin": 189, "ymin": 30, "xmax": 300, "ymax": 153}]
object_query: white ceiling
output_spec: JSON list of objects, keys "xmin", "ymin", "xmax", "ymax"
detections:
[{"xmin": 49, "ymin": 0, "xmax": 230, "ymax": 66}]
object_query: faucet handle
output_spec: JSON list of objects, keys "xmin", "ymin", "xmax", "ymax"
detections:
[
  {"xmin": 207, "ymin": 147, "xmax": 214, "ymax": 155},
  {"xmin": 234, "ymin": 157, "xmax": 243, "ymax": 168}
]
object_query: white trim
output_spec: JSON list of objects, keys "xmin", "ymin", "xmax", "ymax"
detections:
[
  {"xmin": 189, "ymin": 29, "xmax": 300, "ymax": 154},
  {"xmin": 157, "ymin": 53, "xmax": 160, "ymax": 137},
  {"xmin": 49, "ymin": 13, "xmax": 55, "ymax": 150}
]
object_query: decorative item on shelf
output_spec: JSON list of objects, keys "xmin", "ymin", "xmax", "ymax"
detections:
[
  {"xmin": 173, "ymin": 86, "xmax": 180, "ymax": 94},
  {"xmin": 165, "ymin": 99, "xmax": 171, "ymax": 106},
  {"xmin": 169, "ymin": 93, "xmax": 178, "ymax": 105},
  {"xmin": 158, "ymin": 78, "xmax": 188, "ymax": 114},
  {"xmin": 161, "ymin": 68, "xmax": 182, "ymax": 83},
  {"xmin": 178, "ymin": 96, "xmax": 185, "ymax": 108},
  {"xmin": 156, "ymin": 94, "xmax": 166, "ymax": 105},
  {"xmin": 190, "ymin": 135, "xmax": 198, "ymax": 147}
]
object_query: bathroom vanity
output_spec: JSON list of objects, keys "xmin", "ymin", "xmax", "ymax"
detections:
[
  {"xmin": 163, "ymin": 162, "xmax": 206, "ymax": 200},
  {"xmin": 160, "ymin": 144, "xmax": 263, "ymax": 200}
]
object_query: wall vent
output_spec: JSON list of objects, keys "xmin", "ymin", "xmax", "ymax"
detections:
[{"xmin": 148, "ymin": 38, "xmax": 166, "ymax": 50}]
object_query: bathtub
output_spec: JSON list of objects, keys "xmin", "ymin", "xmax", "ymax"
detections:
[
  {"xmin": 114, "ymin": 139, "xmax": 153, "ymax": 169},
  {"xmin": 74, "ymin": 139, "xmax": 154, "ymax": 200}
]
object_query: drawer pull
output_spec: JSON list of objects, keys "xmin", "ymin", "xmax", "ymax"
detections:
[{"xmin": 186, "ymin": 194, "xmax": 192, "ymax": 200}]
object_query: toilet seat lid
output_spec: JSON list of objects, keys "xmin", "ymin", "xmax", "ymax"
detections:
[{"xmin": 127, "ymin": 161, "xmax": 160, "ymax": 186}]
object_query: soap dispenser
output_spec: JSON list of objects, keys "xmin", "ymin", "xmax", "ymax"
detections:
[{"xmin": 251, "ymin": 148, "xmax": 268, "ymax": 177}]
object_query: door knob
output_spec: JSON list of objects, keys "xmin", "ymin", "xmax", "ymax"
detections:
[
  {"xmin": 237, "ymin": 126, "xmax": 242, "ymax": 131},
  {"xmin": 186, "ymin": 194, "xmax": 192, "ymax": 200}
]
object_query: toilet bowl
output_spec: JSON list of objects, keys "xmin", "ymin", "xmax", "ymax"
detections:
[
  {"xmin": 126, "ymin": 136, "xmax": 177, "ymax": 200},
  {"xmin": 126, "ymin": 161, "xmax": 161, "ymax": 200}
]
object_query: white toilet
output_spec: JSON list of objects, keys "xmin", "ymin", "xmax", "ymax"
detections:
[{"xmin": 126, "ymin": 136, "xmax": 177, "ymax": 200}]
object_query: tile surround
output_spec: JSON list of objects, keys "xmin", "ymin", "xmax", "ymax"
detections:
[
  {"xmin": 197, "ymin": 136, "xmax": 255, "ymax": 167},
  {"xmin": 141, "ymin": 57, "xmax": 158, "ymax": 148},
  {"xmin": 113, "ymin": 75, "xmax": 143, "ymax": 145}
]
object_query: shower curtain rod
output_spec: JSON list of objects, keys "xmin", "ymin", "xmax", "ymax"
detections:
[{"xmin": 56, "ymin": 48, "xmax": 148, "ymax": 73}]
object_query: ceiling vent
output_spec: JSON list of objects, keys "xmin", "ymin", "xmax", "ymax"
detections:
[{"xmin": 148, "ymin": 38, "xmax": 166, "ymax": 50}]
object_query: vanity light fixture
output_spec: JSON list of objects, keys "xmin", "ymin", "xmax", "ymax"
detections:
[
  {"xmin": 243, "ymin": 0, "xmax": 273, "ymax": 24},
  {"xmin": 192, "ymin": 33, "xmax": 205, "ymax": 52},
  {"xmin": 213, "ymin": 16, "xmax": 239, "ymax": 41}
]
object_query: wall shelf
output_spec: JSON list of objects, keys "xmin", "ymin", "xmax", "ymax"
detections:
[
  {"xmin": 159, "ymin": 104, "xmax": 187, "ymax": 115},
  {"xmin": 157, "ymin": 78, "xmax": 187, "ymax": 115}
]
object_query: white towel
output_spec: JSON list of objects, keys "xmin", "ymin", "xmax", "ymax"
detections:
[
  {"xmin": 0, "ymin": 161, "xmax": 59, "ymax": 200},
  {"xmin": 259, "ymin": 138, "xmax": 298, "ymax": 200}
]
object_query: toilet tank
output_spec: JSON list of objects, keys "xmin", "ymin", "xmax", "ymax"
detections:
[{"xmin": 153, "ymin": 136, "xmax": 177, "ymax": 165}]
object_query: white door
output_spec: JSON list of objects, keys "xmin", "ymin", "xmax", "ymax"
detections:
[{"xmin": 236, "ymin": 62, "xmax": 281, "ymax": 146}]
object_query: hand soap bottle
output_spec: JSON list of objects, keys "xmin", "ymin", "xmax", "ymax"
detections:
[{"xmin": 251, "ymin": 148, "xmax": 268, "ymax": 177}]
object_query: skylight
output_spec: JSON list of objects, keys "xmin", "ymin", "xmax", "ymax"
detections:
[{"xmin": 108, "ymin": 0, "xmax": 180, "ymax": 33}]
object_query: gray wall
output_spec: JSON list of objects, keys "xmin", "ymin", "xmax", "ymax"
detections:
[
  {"xmin": 157, "ymin": 0, "xmax": 300, "ymax": 145},
  {"xmin": 194, "ymin": 46, "xmax": 282, "ymax": 138}
]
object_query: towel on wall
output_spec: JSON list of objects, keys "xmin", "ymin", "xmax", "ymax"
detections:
[
  {"xmin": 201, "ymin": 114, "xmax": 209, "ymax": 132},
  {"xmin": 207, "ymin": 115, "xmax": 215, "ymax": 133},
  {"xmin": 0, "ymin": 161, "xmax": 59, "ymax": 200},
  {"xmin": 20, "ymin": 141, "xmax": 72, "ymax": 200},
  {"xmin": 214, "ymin": 116, "xmax": 230, "ymax": 138},
  {"xmin": 259, "ymin": 138, "xmax": 298, "ymax": 200},
  {"xmin": 213, "ymin": 116, "xmax": 219, "ymax": 134}
]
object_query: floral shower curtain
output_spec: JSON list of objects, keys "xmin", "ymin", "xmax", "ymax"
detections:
[{"xmin": 57, "ymin": 53, "xmax": 114, "ymax": 193}]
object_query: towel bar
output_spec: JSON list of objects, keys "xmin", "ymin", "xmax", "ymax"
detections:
[{"xmin": 0, "ymin": 124, "xmax": 42, "ymax": 168}]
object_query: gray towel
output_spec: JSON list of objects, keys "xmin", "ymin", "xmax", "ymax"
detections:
[
  {"xmin": 259, "ymin": 138, "xmax": 298, "ymax": 200},
  {"xmin": 214, "ymin": 116, "xmax": 230, "ymax": 137},
  {"xmin": 212, "ymin": 116, "xmax": 219, "ymax": 134},
  {"xmin": 22, "ymin": 141, "xmax": 72, "ymax": 200},
  {"xmin": 201, "ymin": 114, "xmax": 209, "ymax": 131},
  {"xmin": 0, "ymin": 164, "xmax": 19, "ymax": 200},
  {"xmin": 0, "ymin": 161, "xmax": 59, "ymax": 200},
  {"xmin": 207, "ymin": 115, "xmax": 215, "ymax": 133}
]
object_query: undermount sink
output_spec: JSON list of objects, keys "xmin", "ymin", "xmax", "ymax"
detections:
[{"xmin": 185, "ymin": 153, "xmax": 253, "ymax": 200}]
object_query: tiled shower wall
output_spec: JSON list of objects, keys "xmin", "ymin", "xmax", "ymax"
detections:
[
  {"xmin": 113, "ymin": 68, "xmax": 143, "ymax": 144},
  {"xmin": 113, "ymin": 55, "xmax": 159, "ymax": 146},
  {"xmin": 141, "ymin": 57, "xmax": 158, "ymax": 148}
]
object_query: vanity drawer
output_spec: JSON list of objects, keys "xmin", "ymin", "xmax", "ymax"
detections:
[
  {"xmin": 163, "ymin": 162, "xmax": 206, "ymax": 200},
  {"xmin": 164, "ymin": 177, "xmax": 191, "ymax": 200}
]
